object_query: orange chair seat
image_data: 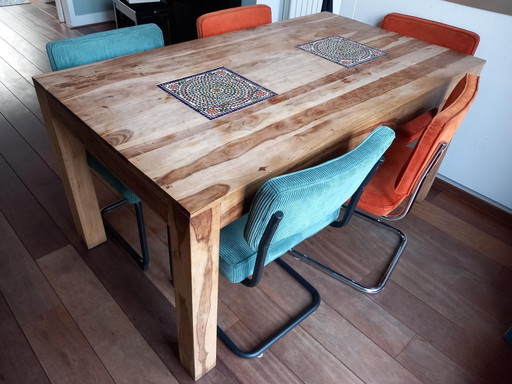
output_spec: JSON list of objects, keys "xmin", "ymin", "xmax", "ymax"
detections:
[{"xmin": 357, "ymin": 142, "xmax": 413, "ymax": 216}]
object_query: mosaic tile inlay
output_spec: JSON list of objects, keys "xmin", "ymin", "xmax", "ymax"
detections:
[
  {"xmin": 157, "ymin": 67, "xmax": 277, "ymax": 119},
  {"xmin": 296, "ymin": 35, "xmax": 387, "ymax": 68}
]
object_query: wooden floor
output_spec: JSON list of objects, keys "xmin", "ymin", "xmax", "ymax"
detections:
[{"xmin": 1, "ymin": 2, "xmax": 512, "ymax": 383}]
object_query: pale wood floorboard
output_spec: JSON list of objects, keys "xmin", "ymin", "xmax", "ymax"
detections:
[{"xmin": 1, "ymin": 2, "xmax": 511, "ymax": 383}]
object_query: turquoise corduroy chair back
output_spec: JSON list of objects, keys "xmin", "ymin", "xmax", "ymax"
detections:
[
  {"xmin": 46, "ymin": 24, "xmax": 164, "ymax": 71},
  {"xmin": 219, "ymin": 126, "xmax": 395, "ymax": 283}
]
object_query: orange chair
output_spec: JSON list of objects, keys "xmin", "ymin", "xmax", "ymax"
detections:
[
  {"xmin": 196, "ymin": 4, "xmax": 272, "ymax": 38},
  {"xmin": 382, "ymin": 14, "xmax": 480, "ymax": 144},
  {"xmin": 293, "ymin": 74, "xmax": 479, "ymax": 293},
  {"xmin": 358, "ymin": 73, "xmax": 479, "ymax": 218},
  {"xmin": 382, "ymin": 13, "xmax": 480, "ymax": 55}
]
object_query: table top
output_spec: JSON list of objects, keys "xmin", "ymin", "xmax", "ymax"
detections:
[{"xmin": 33, "ymin": 12, "xmax": 485, "ymax": 226}]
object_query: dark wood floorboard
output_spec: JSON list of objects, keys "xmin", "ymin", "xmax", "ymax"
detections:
[
  {"xmin": 37, "ymin": 245, "xmax": 180, "ymax": 384},
  {"xmin": 0, "ymin": 290, "xmax": 50, "ymax": 384},
  {"xmin": 1, "ymin": 2, "xmax": 511, "ymax": 383},
  {"xmin": 0, "ymin": 211, "xmax": 115, "ymax": 384},
  {"xmin": 0, "ymin": 154, "xmax": 67, "ymax": 259}
]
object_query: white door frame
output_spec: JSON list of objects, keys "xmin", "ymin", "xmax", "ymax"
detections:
[
  {"xmin": 54, "ymin": 0, "xmax": 114, "ymax": 28},
  {"xmin": 54, "ymin": 0, "xmax": 66, "ymax": 23}
]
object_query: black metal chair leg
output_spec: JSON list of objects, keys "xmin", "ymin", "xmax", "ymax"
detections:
[
  {"xmin": 133, "ymin": 201, "xmax": 149, "ymax": 270},
  {"xmin": 291, "ymin": 210, "xmax": 407, "ymax": 294},
  {"xmin": 101, "ymin": 199, "xmax": 150, "ymax": 271},
  {"xmin": 217, "ymin": 258, "xmax": 321, "ymax": 358}
]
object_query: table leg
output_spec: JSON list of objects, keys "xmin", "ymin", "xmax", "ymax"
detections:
[
  {"xmin": 35, "ymin": 86, "xmax": 106, "ymax": 249},
  {"xmin": 168, "ymin": 204, "xmax": 220, "ymax": 380}
]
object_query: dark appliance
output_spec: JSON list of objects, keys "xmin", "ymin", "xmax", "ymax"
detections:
[
  {"xmin": 168, "ymin": 0, "xmax": 242, "ymax": 43},
  {"xmin": 112, "ymin": 0, "xmax": 242, "ymax": 45}
]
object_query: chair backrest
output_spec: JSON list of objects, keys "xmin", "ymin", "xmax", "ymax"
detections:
[
  {"xmin": 196, "ymin": 5, "xmax": 272, "ymax": 38},
  {"xmin": 46, "ymin": 24, "xmax": 164, "ymax": 71},
  {"xmin": 382, "ymin": 13, "xmax": 480, "ymax": 55},
  {"xmin": 395, "ymin": 73, "xmax": 479, "ymax": 196},
  {"xmin": 244, "ymin": 126, "xmax": 395, "ymax": 251}
]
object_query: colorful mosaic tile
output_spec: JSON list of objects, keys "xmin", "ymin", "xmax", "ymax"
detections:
[
  {"xmin": 157, "ymin": 67, "xmax": 277, "ymax": 119},
  {"xmin": 296, "ymin": 36, "xmax": 387, "ymax": 68}
]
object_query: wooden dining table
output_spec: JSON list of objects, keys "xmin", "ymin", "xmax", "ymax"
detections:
[{"xmin": 33, "ymin": 12, "xmax": 485, "ymax": 380}]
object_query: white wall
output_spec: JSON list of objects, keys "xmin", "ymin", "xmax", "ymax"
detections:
[
  {"xmin": 262, "ymin": 0, "xmax": 512, "ymax": 211},
  {"xmin": 257, "ymin": 0, "xmax": 343, "ymax": 21},
  {"xmin": 339, "ymin": 0, "xmax": 512, "ymax": 212},
  {"xmin": 255, "ymin": 0, "xmax": 286, "ymax": 21}
]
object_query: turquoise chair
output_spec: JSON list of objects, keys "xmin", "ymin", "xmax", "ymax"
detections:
[
  {"xmin": 46, "ymin": 24, "xmax": 165, "ymax": 270},
  {"xmin": 218, "ymin": 125, "xmax": 395, "ymax": 358}
]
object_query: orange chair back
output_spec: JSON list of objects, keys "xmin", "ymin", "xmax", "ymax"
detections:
[
  {"xmin": 356, "ymin": 74, "xmax": 479, "ymax": 217},
  {"xmin": 382, "ymin": 13, "xmax": 480, "ymax": 55},
  {"xmin": 196, "ymin": 5, "xmax": 272, "ymax": 38},
  {"xmin": 395, "ymin": 74, "xmax": 479, "ymax": 196}
]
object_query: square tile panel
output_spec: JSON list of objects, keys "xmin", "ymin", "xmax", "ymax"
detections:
[
  {"xmin": 296, "ymin": 35, "xmax": 387, "ymax": 68},
  {"xmin": 157, "ymin": 67, "xmax": 277, "ymax": 119}
]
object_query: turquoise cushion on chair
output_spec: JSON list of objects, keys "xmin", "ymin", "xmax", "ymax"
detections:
[
  {"xmin": 86, "ymin": 154, "xmax": 140, "ymax": 204},
  {"xmin": 46, "ymin": 24, "xmax": 164, "ymax": 71},
  {"xmin": 220, "ymin": 209, "xmax": 340, "ymax": 283},
  {"xmin": 219, "ymin": 126, "xmax": 395, "ymax": 283}
]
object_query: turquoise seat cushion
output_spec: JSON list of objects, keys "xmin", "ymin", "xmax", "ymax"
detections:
[
  {"xmin": 219, "ymin": 126, "xmax": 395, "ymax": 283},
  {"xmin": 245, "ymin": 126, "xmax": 395, "ymax": 249},
  {"xmin": 86, "ymin": 153, "xmax": 140, "ymax": 204},
  {"xmin": 220, "ymin": 209, "xmax": 339, "ymax": 283},
  {"xmin": 46, "ymin": 24, "xmax": 164, "ymax": 71}
]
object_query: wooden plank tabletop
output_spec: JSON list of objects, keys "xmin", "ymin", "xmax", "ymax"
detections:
[{"xmin": 33, "ymin": 12, "xmax": 484, "ymax": 226}]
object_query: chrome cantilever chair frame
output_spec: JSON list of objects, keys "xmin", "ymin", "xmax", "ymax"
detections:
[
  {"xmin": 289, "ymin": 156, "xmax": 405, "ymax": 294},
  {"xmin": 290, "ymin": 212, "xmax": 407, "ymax": 294},
  {"xmin": 291, "ymin": 142, "xmax": 448, "ymax": 293},
  {"xmin": 218, "ymin": 212, "xmax": 321, "ymax": 358}
]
